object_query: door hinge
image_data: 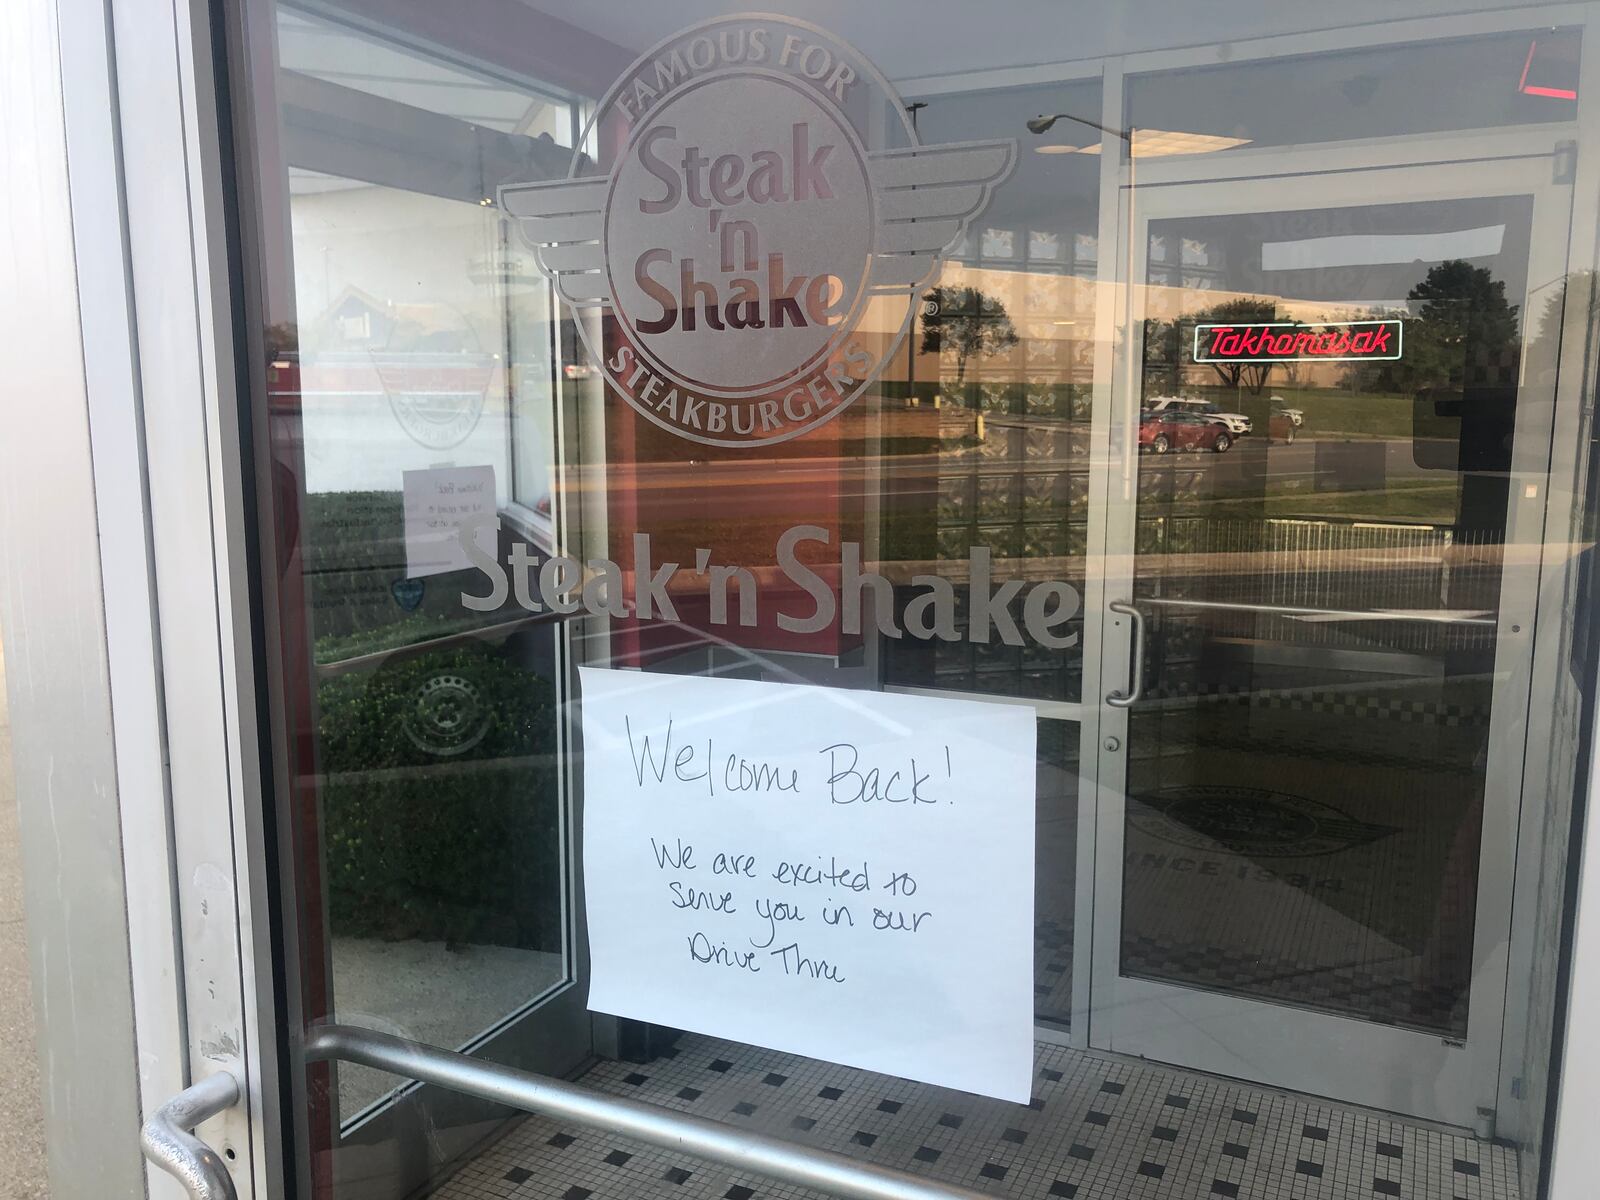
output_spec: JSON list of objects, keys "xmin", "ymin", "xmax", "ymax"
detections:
[{"xmin": 1554, "ymin": 139, "xmax": 1577, "ymax": 185}]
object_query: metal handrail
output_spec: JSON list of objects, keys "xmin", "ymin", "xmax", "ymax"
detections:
[
  {"xmin": 1130, "ymin": 595, "xmax": 1498, "ymax": 627},
  {"xmin": 140, "ymin": 1071, "xmax": 241, "ymax": 1200},
  {"xmin": 305, "ymin": 1024, "xmax": 991, "ymax": 1200},
  {"xmin": 1100, "ymin": 595, "xmax": 1494, "ymax": 710}
]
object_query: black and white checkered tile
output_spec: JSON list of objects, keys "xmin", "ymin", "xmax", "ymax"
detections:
[
  {"xmin": 1141, "ymin": 681, "xmax": 1489, "ymax": 730},
  {"xmin": 433, "ymin": 1034, "xmax": 1516, "ymax": 1200},
  {"xmin": 1033, "ymin": 918, "xmax": 1073, "ymax": 1021},
  {"xmin": 1120, "ymin": 936, "xmax": 1465, "ymax": 1035}
]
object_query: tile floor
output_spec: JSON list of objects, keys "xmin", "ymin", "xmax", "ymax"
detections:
[{"xmin": 432, "ymin": 1033, "xmax": 1516, "ymax": 1200}]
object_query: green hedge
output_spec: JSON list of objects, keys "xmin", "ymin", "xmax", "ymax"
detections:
[
  {"xmin": 307, "ymin": 488, "xmax": 564, "ymax": 951},
  {"xmin": 318, "ymin": 644, "xmax": 563, "ymax": 951}
]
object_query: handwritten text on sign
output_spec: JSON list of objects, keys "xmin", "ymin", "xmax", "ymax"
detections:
[
  {"xmin": 402, "ymin": 464, "xmax": 497, "ymax": 578},
  {"xmin": 579, "ymin": 667, "xmax": 1035, "ymax": 1103}
]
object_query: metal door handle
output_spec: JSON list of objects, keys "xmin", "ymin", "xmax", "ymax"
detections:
[
  {"xmin": 1131, "ymin": 595, "xmax": 1494, "ymax": 626},
  {"xmin": 306, "ymin": 1024, "xmax": 990, "ymax": 1200},
  {"xmin": 1106, "ymin": 600, "xmax": 1144, "ymax": 708},
  {"xmin": 140, "ymin": 1070, "xmax": 241, "ymax": 1200}
]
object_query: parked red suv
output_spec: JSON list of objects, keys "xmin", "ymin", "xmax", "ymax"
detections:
[{"xmin": 1139, "ymin": 411, "xmax": 1234, "ymax": 454}]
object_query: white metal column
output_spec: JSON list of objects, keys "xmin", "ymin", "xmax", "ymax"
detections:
[
  {"xmin": 3, "ymin": 0, "xmax": 286, "ymax": 1195},
  {"xmin": 0, "ymin": 0, "xmax": 149, "ymax": 1194}
]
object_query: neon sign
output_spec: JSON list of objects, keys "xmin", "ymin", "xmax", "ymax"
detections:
[{"xmin": 1193, "ymin": 319, "xmax": 1403, "ymax": 364}]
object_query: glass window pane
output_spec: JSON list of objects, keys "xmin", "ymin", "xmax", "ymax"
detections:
[
  {"xmin": 223, "ymin": 5, "xmax": 1600, "ymax": 1200},
  {"xmin": 1127, "ymin": 29, "xmax": 1582, "ymax": 157}
]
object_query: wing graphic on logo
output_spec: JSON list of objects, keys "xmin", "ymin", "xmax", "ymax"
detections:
[
  {"xmin": 865, "ymin": 139, "xmax": 1016, "ymax": 293},
  {"xmin": 499, "ymin": 176, "xmax": 612, "ymax": 308},
  {"xmin": 502, "ymin": 139, "xmax": 1014, "ymax": 310}
]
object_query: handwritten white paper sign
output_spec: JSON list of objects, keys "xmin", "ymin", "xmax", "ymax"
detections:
[
  {"xmin": 402, "ymin": 464, "xmax": 496, "ymax": 578},
  {"xmin": 579, "ymin": 667, "xmax": 1036, "ymax": 1103}
]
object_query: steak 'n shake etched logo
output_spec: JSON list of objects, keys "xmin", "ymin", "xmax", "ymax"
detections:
[{"xmin": 501, "ymin": 15, "xmax": 1014, "ymax": 446}]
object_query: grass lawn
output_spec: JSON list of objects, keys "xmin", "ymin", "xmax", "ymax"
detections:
[
  {"xmin": 1273, "ymin": 385, "xmax": 1419, "ymax": 440},
  {"xmin": 1202, "ymin": 478, "xmax": 1462, "ymax": 524},
  {"xmin": 1187, "ymin": 383, "xmax": 1418, "ymax": 440}
]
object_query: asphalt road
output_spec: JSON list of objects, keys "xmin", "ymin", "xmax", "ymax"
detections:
[
  {"xmin": 0, "ymin": 637, "xmax": 47, "ymax": 1198},
  {"xmin": 541, "ymin": 433, "xmax": 1456, "ymax": 522}
]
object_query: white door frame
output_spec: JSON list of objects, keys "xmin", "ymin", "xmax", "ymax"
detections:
[
  {"xmin": 109, "ymin": 0, "xmax": 285, "ymax": 1190},
  {"xmin": 1087, "ymin": 147, "xmax": 1576, "ymax": 1127},
  {"xmin": 16, "ymin": 0, "xmax": 288, "ymax": 1194}
]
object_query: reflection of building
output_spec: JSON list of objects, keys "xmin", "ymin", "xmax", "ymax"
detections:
[{"xmin": 313, "ymin": 285, "xmax": 392, "ymax": 347}]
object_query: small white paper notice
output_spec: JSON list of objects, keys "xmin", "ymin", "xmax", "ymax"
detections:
[
  {"xmin": 402, "ymin": 465, "xmax": 496, "ymax": 578},
  {"xmin": 579, "ymin": 667, "xmax": 1036, "ymax": 1103}
]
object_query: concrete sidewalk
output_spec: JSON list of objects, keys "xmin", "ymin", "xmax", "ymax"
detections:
[{"xmin": 0, "ymin": 638, "xmax": 48, "ymax": 1198}]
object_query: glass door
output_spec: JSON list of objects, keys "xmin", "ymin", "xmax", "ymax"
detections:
[
  {"xmin": 1091, "ymin": 150, "xmax": 1577, "ymax": 1126},
  {"xmin": 249, "ymin": 11, "xmax": 598, "ymax": 1196},
  {"xmin": 244, "ymin": 7, "xmax": 1110, "ymax": 1196}
]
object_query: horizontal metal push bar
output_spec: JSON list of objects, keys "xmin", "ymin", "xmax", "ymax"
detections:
[
  {"xmin": 1130, "ymin": 595, "xmax": 1499, "ymax": 626},
  {"xmin": 305, "ymin": 1023, "xmax": 991, "ymax": 1200}
]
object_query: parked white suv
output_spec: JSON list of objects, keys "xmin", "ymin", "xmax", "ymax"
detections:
[
  {"xmin": 1269, "ymin": 394, "xmax": 1305, "ymax": 426},
  {"xmin": 1144, "ymin": 396, "xmax": 1253, "ymax": 435}
]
